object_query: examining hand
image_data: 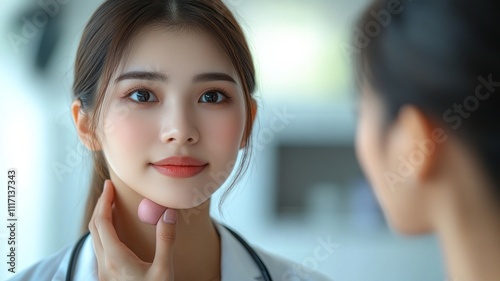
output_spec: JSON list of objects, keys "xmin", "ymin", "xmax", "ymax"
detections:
[{"xmin": 89, "ymin": 180, "xmax": 177, "ymax": 281}]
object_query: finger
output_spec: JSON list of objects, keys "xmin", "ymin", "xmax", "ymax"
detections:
[
  {"xmin": 89, "ymin": 181, "xmax": 107, "ymax": 264},
  {"xmin": 90, "ymin": 223, "xmax": 105, "ymax": 266},
  {"xmin": 138, "ymin": 198, "xmax": 167, "ymax": 225},
  {"xmin": 93, "ymin": 181, "xmax": 136, "ymax": 274},
  {"xmin": 89, "ymin": 179, "xmax": 110, "ymax": 232},
  {"xmin": 89, "ymin": 181, "xmax": 104, "ymax": 232},
  {"xmin": 99, "ymin": 179, "xmax": 115, "ymax": 222},
  {"xmin": 151, "ymin": 208, "xmax": 177, "ymax": 269},
  {"xmin": 95, "ymin": 180, "xmax": 124, "ymax": 255}
]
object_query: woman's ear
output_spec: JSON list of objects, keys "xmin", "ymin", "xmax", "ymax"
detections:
[
  {"xmin": 240, "ymin": 99, "xmax": 258, "ymax": 149},
  {"xmin": 390, "ymin": 105, "xmax": 441, "ymax": 184},
  {"xmin": 250, "ymin": 99, "xmax": 258, "ymax": 124},
  {"xmin": 71, "ymin": 99, "xmax": 101, "ymax": 151}
]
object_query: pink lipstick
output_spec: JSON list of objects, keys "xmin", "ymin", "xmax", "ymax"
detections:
[{"xmin": 150, "ymin": 156, "xmax": 208, "ymax": 178}]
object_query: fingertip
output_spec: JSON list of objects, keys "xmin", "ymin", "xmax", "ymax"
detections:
[
  {"xmin": 102, "ymin": 179, "xmax": 108, "ymax": 195},
  {"xmin": 163, "ymin": 208, "xmax": 177, "ymax": 225},
  {"xmin": 104, "ymin": 179, "xmax": 112, "ymax": 192},
  {"xmin": 102, "ymin": 180, "xmax": 115, "ymax": 200}
]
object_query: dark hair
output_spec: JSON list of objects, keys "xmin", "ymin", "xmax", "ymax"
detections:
[
  {"xmin": 73, "ymin": 0, "xmax": 256, "ymax": 233},
  {"xmin": 355, "ymin": 0, "xmax": 500, "ymax": 191}
]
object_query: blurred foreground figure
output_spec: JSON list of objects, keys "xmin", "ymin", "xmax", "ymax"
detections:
[{"xmin": 353, "ymin": 0, "xmax": 500, "ymax": 280}]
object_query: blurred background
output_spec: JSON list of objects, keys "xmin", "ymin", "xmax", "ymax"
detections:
[{"xmin": 0, "ymin": 0, "xmax": 444, "ymax": 280}]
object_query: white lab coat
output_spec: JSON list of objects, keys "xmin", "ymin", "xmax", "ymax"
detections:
[{"xmin": 7, "ymin": 222, "xmax": 331, "ymax": 281}]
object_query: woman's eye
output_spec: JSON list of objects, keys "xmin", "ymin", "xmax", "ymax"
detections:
[
  {"xmin": 128, "ymin": 90, "xmax": 157, "ymax": 103},
  {"xmin": 199, "ymin": 90, "xmax": 228, "ymax": 104}
]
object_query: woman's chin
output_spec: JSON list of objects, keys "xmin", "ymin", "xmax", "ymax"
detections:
[{"xmin": 136, "ymin": 198, "xmax": 209, "ymax": 225}]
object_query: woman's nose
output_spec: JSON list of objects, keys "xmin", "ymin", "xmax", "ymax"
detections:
[{"xmin": 159, "ymin": 110, "xmax": 200, "ymax": 145}]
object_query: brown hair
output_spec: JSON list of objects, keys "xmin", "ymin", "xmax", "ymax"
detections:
[{"xmin": 73, "ymin": 0, "xmax": 256, "ymax": 233}]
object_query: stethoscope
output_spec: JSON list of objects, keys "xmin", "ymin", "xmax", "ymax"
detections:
[{"xmin": 65, "ymin": 225, "xmax": 273, "ymax": 281}]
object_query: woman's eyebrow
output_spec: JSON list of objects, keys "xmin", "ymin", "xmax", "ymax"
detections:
[
  {"xmin": 114, "ymin": 71, "xmax": 236, "ymax": 84},
  {"xmin": 193, "ymin": 72, "xmax": 236, "ymax": 84},
  {"xmin": 115, "ymin": 71, "xmax": 167, "ymax": 83}
]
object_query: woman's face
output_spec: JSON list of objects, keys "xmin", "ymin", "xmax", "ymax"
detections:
[
  {"xmin": 355, "ymin": 86, "xmax": 430, "ymax": 233},
  {"xmin": 97, "ymin": 27, "xmax": 248, "ymax": 209}
]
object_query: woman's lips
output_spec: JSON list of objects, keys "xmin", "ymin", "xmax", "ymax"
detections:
[
  {"xmin": 151, "ymin": 165, "xmax": 207, "ymax": 178},
  {"xmin": 150, "ymin": 156, "xmax": 208, "ymax": 178}
]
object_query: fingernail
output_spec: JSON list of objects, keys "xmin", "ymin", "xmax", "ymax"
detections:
[{"xmin": 163, "ymin": 208, "xmax": 177, "ymax": 224}]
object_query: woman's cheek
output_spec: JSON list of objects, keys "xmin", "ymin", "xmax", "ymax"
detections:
[
  {"xmin": 205, "ymin": 110, "xmax": 245, "ymax": 150},
  {"xmin": 355, "ymin": 117, "xmax": 371, "ymax": 178},
  {"xmin": 356, "ymin": 115, "xmax": 385, "ymax": 198},
  {"xmin": 103, "ymin": 109, "xmax": 156, "ymax": 155},
  {"xmin": 218, "ymin": 121, "xmax": 245, "ymax": 147}
]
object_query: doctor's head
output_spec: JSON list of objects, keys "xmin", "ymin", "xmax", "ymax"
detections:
[
  {"xmin": 71, "ymin": 0, "xmax": 256, "ymax": 224},
  {"xmin": 354, "ymin": 0, "xmax": 500, "ymax": 234}
]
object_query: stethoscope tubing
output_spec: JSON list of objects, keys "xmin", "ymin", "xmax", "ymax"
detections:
[{"xmin": 66, "ymin": 226, "xmax": 273, "ymax": 281}]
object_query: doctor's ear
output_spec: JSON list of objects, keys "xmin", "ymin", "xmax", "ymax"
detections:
[
  {"xmin": 71, "ymin": 99, "xmax": 101, "ymax": 151},
  {"xmin": 240, "ymin": 99, "xmax": 258, "ymax": 149}
]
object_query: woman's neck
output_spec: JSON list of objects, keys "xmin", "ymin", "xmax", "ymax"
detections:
[
  {"xmin": 438, "ymin": 209, "xmax": 500, "ymax": 281},
  {"xmin": 110, "ymin": 177, "xmax": 221, "ymax": 281},
  {"xmin": 434, "ymin": 176, "xmax": 500, "ymax": 281}
]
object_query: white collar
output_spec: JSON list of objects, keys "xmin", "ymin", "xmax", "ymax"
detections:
[
  {"xmin": 215, "ymin": 222, "xmax": 263, "ymax": 281},
  {"xmin": 72, "ymin": 221, "xmax": 263, "ymax": 281}
]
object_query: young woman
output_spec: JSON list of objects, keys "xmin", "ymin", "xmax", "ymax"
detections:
[
  {"xmin": 8, "ymin": 0, "xmax": 329, "ymax": 280},
  {"xmin": 354, "ymin": 0, "xmax": 500, "ymax": 280}
]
